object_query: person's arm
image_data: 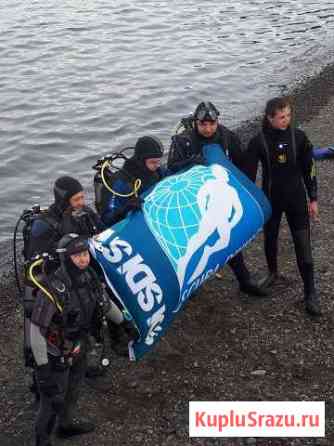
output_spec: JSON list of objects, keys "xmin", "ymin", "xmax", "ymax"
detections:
[
  {"xmin": 299, "ymin": 131, "xmax": 319, "ymax": 220},
  {"xmin": 300, "ymin": 131, "xmax": 317, "ymax": 201},
  {"xmin": 229, "ymin": 131, "xmax": 245, "ymax": 171},
  {"xmin": 157, "ymin": 165, "xmax": 170, "ymax": 178},
  {"xmin": 101, "ymin": 179, "xmax": 134, "ymax": 226},
  {"xmin": 242, "ymin": 136, "xmax": 261, "ymax": 182},
  {"xmin": 167, "ymin": 135, "xmax": 199, "ymax": 173},
  {"xmin": 104, "ymin": 196, "xmax": 142, "ymax": 226},
  {"xmin": 80, "ymin": 206, "xmax": 107, "ymax": 234},
  {"xmin": 90, "ymin": 209, "xmax": 107, "ymax": 233}
]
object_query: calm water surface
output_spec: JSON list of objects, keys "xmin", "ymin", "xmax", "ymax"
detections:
[{"xmin": 1, "ymin": 0, "xmax": 334, "ymax": 240}]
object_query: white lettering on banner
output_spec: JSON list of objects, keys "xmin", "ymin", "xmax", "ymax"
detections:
[
  {"xmin": 181, "ymin": 264, "xmax": 220, "ymax": 304},
  {"xmin": 91, "ymin": 229, "xmax": 115, "ymax": 254},
  {"xmin": 103, "ymin": 236, "xmax": 166, "ymax": 342},
  {"xmin": 138, "ymin": 282, "xmax": 163, "ymax": 312},
  {"xmin": 96, "ymin": 228, "xmax": 115, "ymax": 243},
  {"xmin": 145, "ymin": 305, "xmax": 166, "ymax": 345},
  {"xmin": 117, "ymin": 254, "xmax": 163, "ymax": 312},
  {"xmin": 105, "ymin": 237, "xmax": 132, "ymax": 263},
  {"xmin": 223, "ymin": 228, "xmax": 261, "ymax": 266}
]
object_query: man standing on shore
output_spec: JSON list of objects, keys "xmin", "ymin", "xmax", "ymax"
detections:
[
  {"xmin": 168, "ymin": 101, "xmax": 267, "ymax": 297},
  {"xmin": 245, "ymin": 96, "xmax": 321, "ymax": 316}
]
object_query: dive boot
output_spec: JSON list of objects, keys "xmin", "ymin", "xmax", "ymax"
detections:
[
  {"xmin": 258, "ymin": 271, "xmax": 278, "ymax": 289},
  {"xmin": 299, "ymin": 260, "xmax": 321, "ymax": 316},
  {"xmin": 85, "ymin": 364, "xmax": 106, "ymax": 378},
  {"xmin": 305, "ymin": 292, "xmax": 321, "ymax": 317},
  {"xmin": 239, "ymin": 278, "xmax": 268, "ymax": 297},
  {"xmin": 57, "ymin": 420, "xmax": 95, "ymax": 438}
]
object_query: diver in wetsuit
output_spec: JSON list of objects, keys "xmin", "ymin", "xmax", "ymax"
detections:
[
  {"xmin": 31, "ymin": 234, "xmax": 107, "ymax": 446},
  {"xmin": 28, "ymin": 176, "xmax": 104, "ymax": 259},
  {"xmin": 95, "ymin": 136, "xmax": 166, "ymax": 226},
  {"xmin": 245, "ymin": 96, "xmax": 320, "ymax": 316},
  {"xmin": 168, "ymin": 101, "xmax": 267, "ymax": 297}
]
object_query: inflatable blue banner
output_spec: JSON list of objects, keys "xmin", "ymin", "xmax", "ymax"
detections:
[{"xmin": 89, "ymin": 144, "xmax": 271, "ymax": 360}]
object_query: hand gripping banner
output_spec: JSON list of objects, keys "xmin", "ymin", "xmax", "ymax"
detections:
[{"xmin": 89, "ymin": 144, "xmax": 272, "ymax": 360}]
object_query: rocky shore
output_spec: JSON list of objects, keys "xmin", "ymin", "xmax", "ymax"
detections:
[{"xmin": 1, "ymin": 64, "xmax": 334, "ymax": 446}]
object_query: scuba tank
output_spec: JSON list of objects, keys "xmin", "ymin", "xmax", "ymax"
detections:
[
  {"xmin": 13, "ymin": 204, "xmax": 44, "ymax": 297},
  {"xmin": 174, "ymin": 114, "xmax": 195, "ymax": 135},
  {"xmin": 92, "ymin": 149, "xmax": 141, "ymax": 214},
  {"xmin": 13, "ymin": 205, "xmax": 59, "ymax": 367},
  {"xmin": 13, "ymin": 204, "xmax": 59, "ymax": 292},
  {"xmin": 92, "ymin": 154, "xmax": 115, "ymax": 214}
]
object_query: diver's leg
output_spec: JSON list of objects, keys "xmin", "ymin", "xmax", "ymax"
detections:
[
  {"xmin": 228, "ymin": 252, "xmax": 268, "ymax": 297},
  {"xmin": 261, "ymin": 205, "xmax": 283, "ymax": 288},
  {"xmin": 35, "ymin": 373, "xmax": 58, "ymax": 446},
  {"xmin": 35, "ymin": 393, "xmax": 54, "ymax": 446},
  {"xmin": 286, "ymin": 197, "xmax": 320, "ymax": 316},
  {"xmin": 57, "ymin": 342, "xmax": 95, "ymax": 437}
]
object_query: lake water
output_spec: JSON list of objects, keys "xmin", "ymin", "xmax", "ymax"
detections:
[{"xmin": 1, "ymin": 0, "xmax": 334, "ymax": 240}]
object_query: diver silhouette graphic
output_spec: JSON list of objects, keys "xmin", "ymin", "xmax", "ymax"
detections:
[{"xmin": 177, "ymin": 164, "xmax": 243, "ymax": 288}]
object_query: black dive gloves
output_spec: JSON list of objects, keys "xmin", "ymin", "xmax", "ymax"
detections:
[{"xmin": 109, "ymin": 196, "xmax": 144, "ymax": 226}]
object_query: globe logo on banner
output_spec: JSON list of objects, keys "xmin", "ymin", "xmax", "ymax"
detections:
[
  {"xmin": 144, "ymin": 164, "xmax": 245, "ymax": 311},
  {"xmin": 143, "ymin": 166, "xmax": 214, "ymax": 268}
]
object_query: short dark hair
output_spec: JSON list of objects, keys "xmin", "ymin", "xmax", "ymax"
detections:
[{"xmin": 263, "ymin": 96, "xmax": 293, "ymax": 128}]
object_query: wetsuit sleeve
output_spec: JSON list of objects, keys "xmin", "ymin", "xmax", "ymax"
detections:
[
  {"xmin": 92, "ymin": 210, "xmax": 107, "ymax": 232},
  {"xmin": 30, "ymin": 322, "xmax": 48, "ymax": 366},
  {"xmin": 167, "ymin": 134, "xmax": 194, "ymax": 173},
  {"xmin": 158, "ymin": 165, "xmax": 170, "ymax": 178},
  {"xmin": 101, "ymin": 179, "xmax": 133, "ymax": 226},
  {"xmin": 85, "ymin": 207, "xmax": 106, "ymax": 233},
  {"xmin": 229, "ymin": 132, "xmax": 245, "ymax": 171},
  {"xmin": 300, "ymin": 133, "xmax": 317, "ymax": 201},
  {"xmin": 243, "ymin": 136, "xmax": 261, "ymax": 182},
  {"xmin": 61, "ymin": 207, "xmax": 105, "ymax": 236}
]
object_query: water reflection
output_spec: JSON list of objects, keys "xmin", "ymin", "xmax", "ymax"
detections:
[{"xmin": 0, "ymin": 0, "xmax": 334, "ymax": 239}]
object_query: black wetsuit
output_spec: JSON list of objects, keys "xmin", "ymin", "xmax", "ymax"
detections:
[
  {"xmin": 168, "ymin": 125, "xmax": 259, "ymax": 290},
  {"xmin": 96, "ymin": 157, "xmax": 167, "ymax": 226},
  {"xmin": 246, "ymin": 125, "xmax": 317, "ymax": 296},
  {"xmin": 30, "ymin": 264, "xmax": 104, "ymax": 446},
  {"xmin": 168, "ymin": 124, "xmax": 244, "ymax": 173}
]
